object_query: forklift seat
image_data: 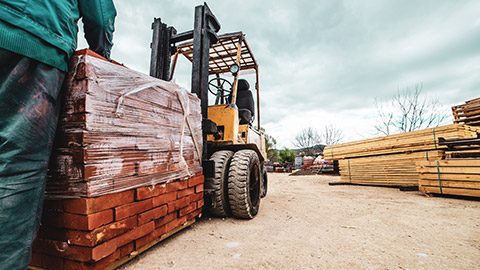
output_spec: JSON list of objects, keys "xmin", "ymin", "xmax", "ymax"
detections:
[{"xmin": 236, "ymin": 79, "xmax": 255, "ymax": 124}]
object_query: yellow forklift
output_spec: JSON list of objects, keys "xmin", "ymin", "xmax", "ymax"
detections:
[{"xmin": 149, "ymin": 3, "xmax": 267, "ymax": 219}]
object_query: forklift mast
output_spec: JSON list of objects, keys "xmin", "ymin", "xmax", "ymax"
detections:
[{"xmin": 150, "ymin": 3, "xmax": 220, "ymax": 173}]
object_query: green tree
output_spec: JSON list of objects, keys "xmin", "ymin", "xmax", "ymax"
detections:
[
  {"xmin": 279, "ymin": 148, "xmax": 295, "ymax": 164},
  {"xmin": 261, "ymin": 127, "xmax": 279, "ymax": 161}
]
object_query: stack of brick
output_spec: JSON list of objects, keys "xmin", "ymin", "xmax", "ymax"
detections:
[
  {"xmin": 46, "ymin": 49, "xmax": 203, "ymax": 198},
  {"xmin": 29, "ymin": 50, "xmax": 205, "ymax": 269},
  {"xmin": 31, "ymin": 175, "xmax": 204, "ymax": 269}
]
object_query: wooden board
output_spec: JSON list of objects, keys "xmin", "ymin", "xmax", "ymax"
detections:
[
  {"xmin": 324, "ymin": 125, "xmax": 480, "ymax": 160},
  {"xmin": 452, "ymin": 97, "xmax": 480, "ymax": 126},
  {"xmin": 337, "ymin": 150, "xmax": 445, "ymax": 186},
  {"xmin": 416, "ymin": 159, "xmax": 480, "ymax": 197}
]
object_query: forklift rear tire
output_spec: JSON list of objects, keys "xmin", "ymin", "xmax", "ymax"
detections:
[
  {"xmin": 261, "ymin": 167, "xmax": 268, "ymax": 198},
  {"xmin": 228, "ymin": 149, "xmax": 261, "ymax": 219},
  {"xmin": 204, "ymin": 150, "xmax": 234, "ymax": 217}
]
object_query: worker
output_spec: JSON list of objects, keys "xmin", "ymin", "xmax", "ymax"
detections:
[{"xmin": 0, "ymin": 0, "xmax": 116, "ymax": 268}]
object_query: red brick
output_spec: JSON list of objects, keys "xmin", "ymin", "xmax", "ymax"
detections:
[
  {"xmin": 36, "ymin": 237, "xmax": 117, "ymax": 262},
  {"xmin": 115, "ymin": 199, "xmax": 152, "ymax": 221},
  {"xmin": 42, "ymin": 209, "xmax": 113, "ymax": 230},
  {"xmin": 135, "ymin": 184, "xmax": 167, "ymax": 200},
  {"xmin": 155, "ymin": 212, "xmax": 177, "ymax": 228},
  {"xmin": 119, "ymin": 242, "xmax": 135, "ymax": 258},
  {"xmin": 197, "ymin": 198, "xmax": 204, "ymax": 208},
  {"xmin": 188, "ymin": 175, "xmax": 204, "ymax": 187},
  {"xmin": 152, "ymin": 191, "xmax": 176, "ymax": 207},
  {"xmin": 167, "ymin": 197, "xmax": 189, "ymax": 213},
  {"xmin": 188, "ymin": 192, "xmax": 203, "ymax": 203},
  {"xmin": 30, "ymin": 252, "xmax": 42, "ymax": 267},
  {"xmin": 177, "ymin": 187, "xmax": 195, "ymax": 198},
  {"xmin": 137, "ymin": 205, "xmax": 168, "ymax": 225},
  {"xmin": 115, "ymin": 221, "xmax": 155, "ymax": 247},
  {"xmin": 135, "ymin": 225, "xmax": 166, "ymax": 250},
  {"xmin": 195, "ymin": 183, "xmax": 204, "ymax": 193},
  {"xmin": 41, "ymin": 253, "xmax": 64, "ymax": 270},
  {"xmin": 166, "ymin": 180, "xmax": 188, "ymax": 192},
  {"xmin": 165, "ymin": 216, "xmax": 187, "ymax": 233},
  {"xmin": 68, "ymin": 216, "xmax": 137, "ymax": 246},
  {"xmin": 179, "ymin": 202, "xmax": 197, "ymax": 217},
  {"xmin": 43, "ymin": 199, "xmax": 64, "ymax": 211},
  {"xmin": 63, "ymin": 190, "xmax": 135, "ymax": 214},
  {"xmin": 186, "ymin": 208, "xmax": 203, "ymax": 221},
  {"xmin": 63, "ymin": 250, "xmax": 120, "ymax": 270},
  {"xmin": 84, "ymin": 162, "xmax": 136, "ymax": 181}
]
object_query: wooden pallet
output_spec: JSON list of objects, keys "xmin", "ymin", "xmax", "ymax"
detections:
[
  {"xmin": 416, "ymin": 159, "xmax": 480, "ymax": 197},
  {"xmin": 452, "ymin": 97, "xmax": 480, "ymax": 126},
  {"xmin": 324, "ymin": 124, "xmax": 480, "ymax": 160}
]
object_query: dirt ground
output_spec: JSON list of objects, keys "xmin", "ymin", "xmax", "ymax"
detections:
[{"xmin": 120, "ymin": 173, "xmax": 480, "ymax": 270}]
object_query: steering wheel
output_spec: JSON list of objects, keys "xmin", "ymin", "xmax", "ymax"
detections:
[{"xmin": 208, "ymin": 78, "xmax": 233, "ymax": 104}]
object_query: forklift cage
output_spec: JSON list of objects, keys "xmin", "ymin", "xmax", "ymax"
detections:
[{"xmin": 171, "ymin": 32, "xmax": 261, "ymax": 129}]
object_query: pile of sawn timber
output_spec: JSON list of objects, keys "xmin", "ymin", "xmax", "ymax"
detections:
[
  {"xmin": 30, "ymin": 50, "xmax": 204, "ymax": 269},
  {"xmin": 452, "ymin": 97, "xmax": 480, "ymax": 126},
  {"xmin": 416, "ymin": 131, "xmax": 480, "ymax": 197},
  {"xmin": 324, "ymin": 124, "xmax": 480, "ymax": 187}
]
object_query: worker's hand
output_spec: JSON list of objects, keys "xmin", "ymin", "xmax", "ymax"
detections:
[{"xmin": 79, "ymin": 0, "xmax": 117, "ymax": 59}]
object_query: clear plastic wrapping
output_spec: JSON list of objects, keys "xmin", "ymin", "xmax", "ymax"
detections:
[{"xmin": 46, "ymin": 52, "xmax": 203, "ymax": 198}]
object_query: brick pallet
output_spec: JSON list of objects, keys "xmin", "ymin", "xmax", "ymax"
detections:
[
  {"xmin": 46, "ymin": 49, "xmax": 202, "ymax": 198},
  {"xmin": 452, "ymin": 97, "xmax": 480, "ymax": 126},
  {"xmin": 416, "ymin": 159, "xmax": 480, "ymax": 197},
  {"xmin": 30, "ymin": 175, "xmax": 204, "ymax": 269},
  {"xmin": 29, "ymin": 50, "xmax": 205, "ymax": 269}
]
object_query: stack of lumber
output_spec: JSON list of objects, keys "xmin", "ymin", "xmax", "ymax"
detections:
[
  {"xmin": 29, "ymin": 50, "xmax": 206, "ymax": 269},
  {"xmin": 46, "ymin": 50, "xmax": 203, "ymax": 198},
  {"xmin": 416, "ymin": 160, "xmax": 480, "ymax": 197},
  {"xmin": 338, "ymin": 150, "xmax": 445, "ymax": 186},
  {"xmin": 324, "ymin": 124, "xmax": 480, "ymax": 186},
  {"xmin": 452, "ymin": 97, "xmax": 480, "ymax": 126},
  {"xmin": 30, "ymin": 175, "xmax": 205, "ymax": 269}
]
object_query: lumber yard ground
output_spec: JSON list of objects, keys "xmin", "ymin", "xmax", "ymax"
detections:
[{"xmin": 120, "ymin": 174, "xmax": 480, "ymax": 269}]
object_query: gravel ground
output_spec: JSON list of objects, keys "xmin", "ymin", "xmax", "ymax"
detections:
[{"xmin": 120, "ymin": 173, "xmax": 480, "ymax": 270}]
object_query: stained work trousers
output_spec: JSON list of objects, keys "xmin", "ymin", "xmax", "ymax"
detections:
[{"xmin": 0, "ymin": 48, "xmax": 66, "ymax": 269}]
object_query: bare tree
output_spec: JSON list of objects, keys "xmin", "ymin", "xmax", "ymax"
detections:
[
  {"xmin": 292, "ymin": 127, "xmax": 322, "ymax": 156},
  {"xmin": 321, "ymin": 124, "xmax": 344, "ymax": 146},
  {"xmin": 374, "ymin": 84, "xmax": 448, "ymax": 135}
]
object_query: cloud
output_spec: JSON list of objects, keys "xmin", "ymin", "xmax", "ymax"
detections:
[{"xmin": 77, "ymin": 0, "xmax": 480, "ymax": 148}]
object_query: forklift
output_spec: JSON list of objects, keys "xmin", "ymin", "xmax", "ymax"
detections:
[{"xmin": 149, "ymin": 3, "xmax": 267, "ymax": 219}]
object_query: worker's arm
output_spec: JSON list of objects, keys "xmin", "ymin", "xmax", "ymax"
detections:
[{"xmin": 78, "ymin": 0, "xmax": 117, "ymax": 59}]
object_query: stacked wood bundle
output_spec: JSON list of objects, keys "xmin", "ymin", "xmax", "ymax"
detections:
[
  {"xmin": 325, "ymin": 124, "xmax": 480, "ymax": 186},
  {"xmin": 338, "ymin": 150, "xmax": 444, "ymax": 186},
  {"xmin": 416, "ymin": 160, "xmax": 480, "ymax": 197},
  {"xmin": 30, "ymin": 175, "xmax": 204, "ymax": 269},
  {"xmin": 46, "ymin": 50, "xmax": 203, "ymax": 198},
  {"xmin": 452, "ymin": 97, "xmax": 480, "ymax": 126}
]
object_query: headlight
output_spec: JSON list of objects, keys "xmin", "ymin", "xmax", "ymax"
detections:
[{"xmin": 229, "ymin": 64, "xmax": 240, "ymax": 75}]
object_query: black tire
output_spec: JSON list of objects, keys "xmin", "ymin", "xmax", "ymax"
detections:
[
  {"xmin": 261, "ymin": 166, "xmax": 268, "ymax": 198},
  {"xmin": 204, "ymin": 150, "xmax": 234, "ymax": 217},
  {"xmin": 228, "ymin": 150, "xmax": 261, "ymax": 219}
]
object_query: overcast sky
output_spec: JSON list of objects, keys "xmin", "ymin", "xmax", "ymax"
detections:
[{"xmin": 78, "ymin": 0, "xmax": 480, "ymax": 148}]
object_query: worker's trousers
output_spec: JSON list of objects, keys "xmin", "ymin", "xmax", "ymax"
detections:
[{"xmin": 0, "ymin": 48, "xmax": 66, "ymax": 269}]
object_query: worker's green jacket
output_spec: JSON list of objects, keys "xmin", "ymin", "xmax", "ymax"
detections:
[{"xmin": 0, "ymin": 0, "xmax": 116, "ymax": 72}]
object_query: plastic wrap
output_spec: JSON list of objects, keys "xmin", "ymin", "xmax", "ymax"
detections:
[{"xmin": 46, "ymin": 51, "xmax": 203, "ymax": 198}]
